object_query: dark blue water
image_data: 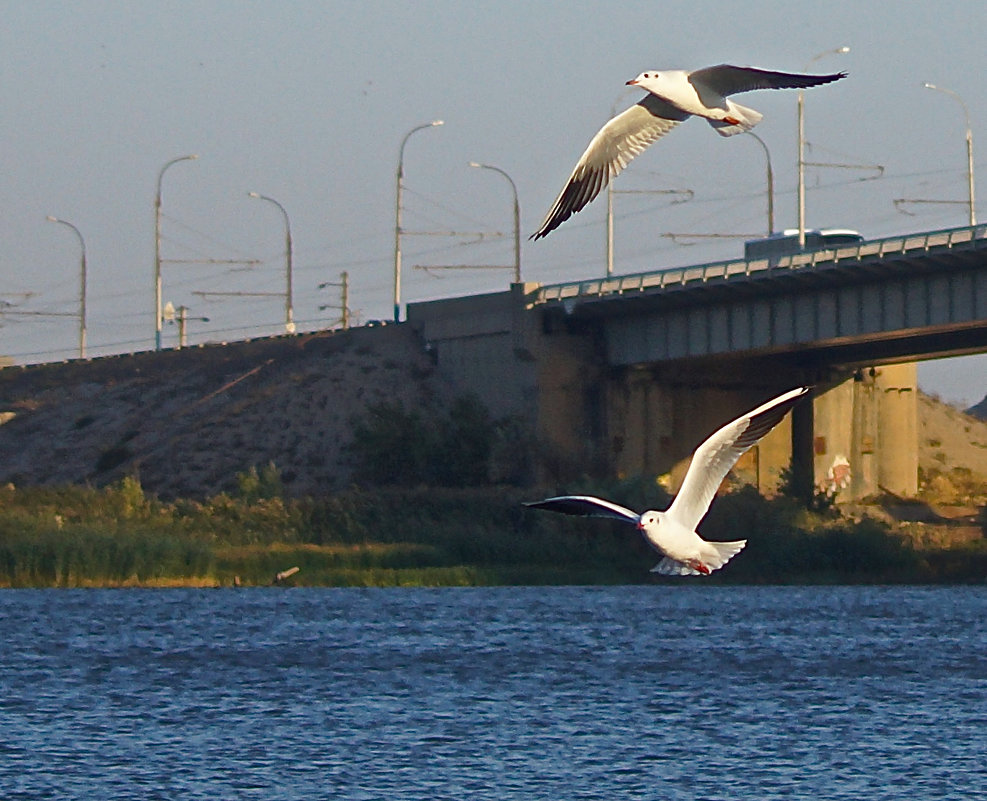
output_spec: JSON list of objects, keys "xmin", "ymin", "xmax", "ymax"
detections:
[{"xmin": 2, "ymin": 586, "xmax": 985, "ymax": 800}]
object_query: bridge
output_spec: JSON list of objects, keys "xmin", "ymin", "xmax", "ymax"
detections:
[
  {"xmin": 408, "ymin": 224, "xmax": 987, "ymax": 501},
  {"xmin": 535, "ymin": 224, "xmax": 987, "ymax": 368}
]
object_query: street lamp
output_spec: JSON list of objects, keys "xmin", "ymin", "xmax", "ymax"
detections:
[
  {"xmin": 797, "ymin": 46, "xmax": 849, "ymax": 249},
  {"xmin": 924, "ymin": 82, "xmax": 976, "ymax": 226},
  {"xmin": 605, "ymin": 88, "xmax": 639, "ymax": 276},
  {"xmin": 154, "ymin": 154, "xmax": 198, "ymax": 350},
  {"xmin": 469, "ymin": 161, "xmax": 521, "ymax": 283},
  {"xmin": 394, "ymin": 120, "xmax": 443, "ymax": 322},
  {"xmin": 745, "ymin": 132, "xmax": 775, "ymax": 236},
  {"xmin": 45, "ymin": 215, "xmax": 88, "ymax": 358},
  {"xmin": 247, "ymin": 192, "xmax": 295, "ymax": 334}
]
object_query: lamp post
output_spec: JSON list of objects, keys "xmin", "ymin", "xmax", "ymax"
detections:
[
  {"xmin": 247, "ymin": 192, "xmax": 295, "ymax": 333},
  {"xmin": 45, "ymin": 215, "xmax": 87, "ymax": 358},
  {"xmin": 394, "ymin": 120, "xmax": 443, "ymax": 322},
  {"xmin": 797, "ymin": 46, "xmax": 849, "ymax": 249},
  {"xmin": 605, "ymin": 88, "xmax": 638, "ymax": 276},
  {"xmin": 924, "ymin": 82, "xmax": 976, "ymax": 226},
  {"xmin": 745, "ymin": 132, "xmax": 775, "ymax": 236},
  {"xmin": 154, "ymin": 154, "xmax": 198, "ymax": 350},
  {"xmin": 469, "ymin": 161, "xmax": 521, "ymax": 283}
]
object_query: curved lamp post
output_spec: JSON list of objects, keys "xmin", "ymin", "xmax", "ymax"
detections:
[
  {"xmin": 797, "ymin": 46, "xmax": 849, "ymax": 249},
  {"xmin": 469, "ymin": 161, "xmax": 521, "ymax": 283},
  {"xmin": 45, "ymin": 215, "xmax": 88, "ymax": 358},
  {"xmin": 154, "ymin": 154, "xmax": 198, "ymax": 350},
  {"xmin": 394, "ymin": 120, "xmax": 443, "ymax": 322},
  {"xmin": 745, "ymin": 132, "xmax": 775, "ymax": 236},
  {"xmin": 924, "ymin": 82, "xmax": 976, "ymax": 226},
  {"xmin": 248, "ymin": 192, "xmax": 295, "ymax": 334}
]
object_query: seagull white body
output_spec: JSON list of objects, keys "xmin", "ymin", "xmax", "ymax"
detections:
[
  {"xmin": 525, "ymin": 387, "xmax": 810, "ymax": 575},
  {"xmin": 531, "ymin": 65, "xmax": 846, "ymax": 239}
]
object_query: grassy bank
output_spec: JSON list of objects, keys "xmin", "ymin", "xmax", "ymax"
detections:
[{"xmin": 0, "ymin": 479, "xmax": 984, "ymax": 587}]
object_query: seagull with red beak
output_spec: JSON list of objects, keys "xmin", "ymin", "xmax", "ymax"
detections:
[
  {"xmin": 525, "ymin": 387, "xmax": 811, "ymax": 576},
  {"xmin": 531, "ymin": 65, "xmax": 846, "ymax": 239}
]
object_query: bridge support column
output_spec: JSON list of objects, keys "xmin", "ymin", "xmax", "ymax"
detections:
[
  {"xmin": 789, "ymin": 396, "xmax": 815, "ymax": 504},
  {"xmin": 813, "ymin": 363, "xmax": 918, "ymax": 500},
  {"xmin": 876, "ymin": 362, "xmax": 918, "ymax": 497},
  {"xmin": 608, "ymin": 368, "xmax": 672, "ymax": 478},
  {"xmin": 605, "ymin": 373, "xmax": 798, "ymax": 495}
]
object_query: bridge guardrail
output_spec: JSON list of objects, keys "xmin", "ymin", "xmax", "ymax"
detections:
[{"xmin": 534, "ymin": 223, "xmax": 987, "ymax": 305}]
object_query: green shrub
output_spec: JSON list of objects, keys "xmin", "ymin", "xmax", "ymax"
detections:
[
  {"xmin": 236, "ymin": 462, "xmax": 285, "ymax": 503},
  {"xmin": 0, "ymin": 473, "xmax": 980, "ymax": 587},
  {"xmin": 345, "ymin": 394, "xmax": 521, "ymax": 488}
]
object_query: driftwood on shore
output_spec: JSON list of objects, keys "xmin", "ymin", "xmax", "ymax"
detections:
[{"xmin": 272, "ymin": 566, "xmax": 300, "ymax": 585}]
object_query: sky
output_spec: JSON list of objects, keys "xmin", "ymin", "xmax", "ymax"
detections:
[{"xmin": 2, "ymin": 0, "xmax": 986, "ymax": 405}]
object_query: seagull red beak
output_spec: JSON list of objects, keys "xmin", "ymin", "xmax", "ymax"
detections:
[
  {"xmin": 636, "ymin": 520, "xmax": 645, "ymax": 530},
  {"xmin": 626, "ymin": 79, "xmax": 639, "ymax": 86}
]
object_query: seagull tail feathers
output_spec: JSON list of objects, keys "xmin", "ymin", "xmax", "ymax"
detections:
[
  {"xmin": 651, "ymin": 557, "xmax": 703, "ymax": 576},
  {"xmin": 706, "ymin": 539, "xmax": 747, "ymax": 568},
  {"xmin": 708, "ymin": 103, "xmax": 762, "ymax": 137},
  {"xmin": 649, "ymin": 540, "xmax": 747, "ymax": 576}
]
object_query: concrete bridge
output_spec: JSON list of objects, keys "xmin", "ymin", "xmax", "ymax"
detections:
[{"xmin": 409, "ymin": 224, "xmax": 987, "ymax": 500}]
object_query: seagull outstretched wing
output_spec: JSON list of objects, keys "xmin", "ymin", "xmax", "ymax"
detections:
[
  {"xmin": 666, "ymin": 387, "xmax": 810, "ymax": 532},
  {"xmin": 523, "ymin": 495, "xmax": 639, "ymax": 524},
  {"xmin": 689, "ymin": 65, "xmax": 847, "ymax": 96},
  {"xmin": 531, "ymin": 95, "xmax": 688, "ymax": 240}
]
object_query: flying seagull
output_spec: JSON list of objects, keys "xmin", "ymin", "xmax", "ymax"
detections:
[
  {"xmin": 525, "ymin": 387, "xmax": 810, "ymax": 575},
  {"xmin": 531, "ymin": 65, "xmax": 847, "ymax": 239}
]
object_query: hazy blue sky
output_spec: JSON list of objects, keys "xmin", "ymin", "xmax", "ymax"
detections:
[{"xmin": 2, "ymin": 1, "xmax": 986, "ymax": 403}]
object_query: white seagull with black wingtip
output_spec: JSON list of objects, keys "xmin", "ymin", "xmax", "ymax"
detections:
[
  {"xmin": 525, "ymin": 387, "xmax": 810, "ymax": 575},
  {"xmin": 531, "ymin": 65, "xmax": 846, "ymax": 239}
]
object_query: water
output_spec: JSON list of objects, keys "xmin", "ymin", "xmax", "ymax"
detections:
[{"xmin": 2, "ymin": 586, "xmax": 985, "ymax": 800}]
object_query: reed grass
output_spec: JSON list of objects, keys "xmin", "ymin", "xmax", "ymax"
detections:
[{"xmin": 0, "ymin": 478, "xmax": 982, "ymax": 587}]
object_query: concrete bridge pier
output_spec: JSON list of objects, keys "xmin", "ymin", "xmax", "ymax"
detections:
[
  {"xmin": 812, "ymin": 362, "xmax": 917, "ymax": 500},
  {"xmin": 604, "ymin": 369, "xmax": 804, "ymax": 495},
  {"xmin": 876, "ymin": 363, "xmax": 919, "ymax": 497},
  {"xmin": 409, "ymin": 286, "xmax": 919, "ymax": 500},
  {"xmin": 604, "ymin": 365, "xmax": 917, "ymax": 501}
]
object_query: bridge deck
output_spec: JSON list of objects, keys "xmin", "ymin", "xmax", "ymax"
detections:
[{"xmin": 534, "ymin": 224, "xmax": 987, "ymax": 307}]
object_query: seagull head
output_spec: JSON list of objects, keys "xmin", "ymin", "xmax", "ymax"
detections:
[
  {"xmin": 636, "ymin": 511, "xmax": 660, "ymax": 532},
  {"xmin": 626, "ymin": 71, "xmax": 664, "ymax": 92}
]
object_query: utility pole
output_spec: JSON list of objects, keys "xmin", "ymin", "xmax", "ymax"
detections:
[
  {"xmin": 341, "ymin": 272, "xmax": 349, "ymax": 330},
  {"xmin": 319, "ymin": 271, "xmax": 351, "ymax": 330},
  {"xmin": 394, "ymin": 120, "xmax": 444, "ymax": 322},
  {"xmin": 744, "ymin": 133, "xmax": 774, "ymax": 236},
  {"xmin": 248, "ymin": 192, "xmax": 296, "ymax": 333},
  {"xmin": 163, "ymin": 302, "xmax": 208, "ymax": 348},
  {"xmin": 606, "ymin": 187, "xmax": 693, "ymax": 275},
  {"xmin": 45, "ymin": 216, "xmax": 88, "ymax": 358},
  {"xmin": 468, "ymin": 162, "xmax": 521, "ymax": 283},
  {"xmin": 176, "ymin": 306, "xmax": 210, "ymax": 348},
  {"xmin": 923, "ymin": 82, "xmax": 976, "ymax": 226},
  {"xmin": 797, "ymin": 47, "xmax": 849, "ymax": 249},
  {"xmin": 154, "ymin": 154, "xmax": 198, "ymax": 350}
]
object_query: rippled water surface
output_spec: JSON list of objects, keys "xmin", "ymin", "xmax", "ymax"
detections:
[{"xmin": 2, "ymin": 586, "xmax": 986, "ymax": 800}]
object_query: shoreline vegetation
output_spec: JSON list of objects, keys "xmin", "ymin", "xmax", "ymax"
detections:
[{"xmin": 1, "ymin": 475, "xmax": 984, "ymax": 589}]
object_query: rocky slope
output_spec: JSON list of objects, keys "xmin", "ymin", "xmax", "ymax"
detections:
[
  {"xmin": 919, "ymin": 391, "xmax": 987, "ymax": 494},
  {"xmin": 966, "ymin": 394, "xmax": 987, "ymax": 421},
  {"xmin": 1, "ymin": 326, "xmax": 985, "ymax": 505},
  {"xmin": 0, "ymin": 325, "xmax": 456, "ymax": 499}
]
